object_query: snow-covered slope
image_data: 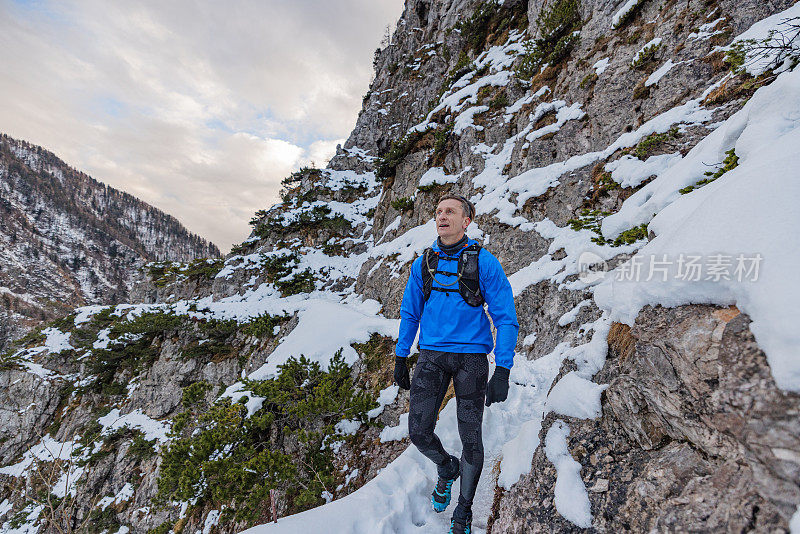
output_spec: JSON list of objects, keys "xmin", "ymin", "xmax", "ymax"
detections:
[
  {"xmin": 2, "ymin": 0, "xmax": 800, "ymax": 532},
  {"xmin": 0, "ymin": 134, "xmax": 220, "ymax": 350}
]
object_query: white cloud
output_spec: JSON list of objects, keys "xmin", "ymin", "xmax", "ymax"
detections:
[{"xmin": 0, "ymin": 0, "xmax": 404, "ymax": 252}]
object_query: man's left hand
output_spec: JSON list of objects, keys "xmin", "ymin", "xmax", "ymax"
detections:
[{"xmin": 485, "ymin": 366, "xmax": 510, "ymax": 406}]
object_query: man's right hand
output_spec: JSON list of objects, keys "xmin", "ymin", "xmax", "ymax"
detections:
[{"xmin": 394, "ymin": 356, "xmax": 411, "ymax": 390}]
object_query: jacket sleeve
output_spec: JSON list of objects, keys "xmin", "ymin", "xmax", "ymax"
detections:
[
  {"xmin": 479, "ymin": 249, "xmax": 519, "ymax": 369},
  {"xmin": 395, "ymin": 256, "xmax": 424, "ymax": 357}
]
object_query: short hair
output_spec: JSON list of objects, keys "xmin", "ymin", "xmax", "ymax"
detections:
[{"xmin": 437, "ymin": 194, "xmax": 475, "ymax": 220}]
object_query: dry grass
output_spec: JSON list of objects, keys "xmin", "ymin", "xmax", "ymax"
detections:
[{"xmin": 608, "ymin": 322, "xmax": 635, "ymax": 366}]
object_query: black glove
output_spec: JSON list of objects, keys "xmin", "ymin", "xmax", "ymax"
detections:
[
  {"xmin": 485, "ymin": 366, "xmax": 510, "ymax": 406},
  {"xmin": 394, "ymin": 356, "xmax": 411, "ymax": 390}
]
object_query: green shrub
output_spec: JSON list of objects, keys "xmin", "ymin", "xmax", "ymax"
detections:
[
  {"xmin": 87, "ymin": 507, "xmax": 121, "ymax": 533},
  {"xmin": 567, "ymin": 208, "xmax": 611, "ymax": 238},
  {"xmin": 322, "ymin": 241, "xmax": 346, "ymax": 256},
  {"xmin": 147, "ymin": 522, "xmax": 174, "ymax": 534},
  {"xmin": 680, "ymin": 148, "xmax": 738, "ymax": 194},
  {"xmin": 50, "ymin": 313, "xmax": 78, "ymax": 332},
  {"xmin": 631, "ymin": 41, "xmax": 662, "ymax": 69},
  {"xmin": 515, "ymin": 0, "xmax": 582, "ymax": 80},
  {"xmin": 276, "ymin": 268, "xmax": 316, "ymax": 296},
  {"xmin": 182, "ymin": 381, "xmax": 212, "ymax": 407},
  {"xmin": 128, "ymin": 431, "xmax": 157, "ymax": 461},
  {"xmin": 724, "ymin": 41, "xmax": 750, "ymax": 74},
  {"xmin": 391, "ymin": 197, "xmax": 415, "ymax": 212},
  {"xmin": 256, "ymin": 205, "xmax": 351, "ymax": 238},
  {"xmin": 489, "ymin": 92, "xmax": 510, "ymax": 109},
  {"xmin": 157, "ymin": 351, "xmax": 377, "ymax": 525},
  {"xmin": 19, "ymin": 328, "xmax": 46, "ymax": 346},
  {"xmin": 612, "ymin": 0, "xmax": 646, "ymax": 29},
  {"xmin": 579, "ymin": 72, "xmax": 598, "ymax": 89},
  {"xmin": 375, "ymin": 131, "xmax": 427, "ymax": 179},
  {"xmin": 433, "ymin": 123, "xmax": 454, "ymax": 162},
  {"xmin": 567, "ymin": 209, "xmax": 647, "ymax": 246},
  {"xmin": 0, "ymin": 351, "xmax": 23, "ymax": 371},
  {"xmin": 241, "ymin": 313, "xmax": 291, "ymax": 338},
  {"xmin": 82, "ymin": 311, "xmax": 185, "ymax": 394},
  {"xmin": 612, "ymin": 223, "xmax": 649, "ymax": 245},
  {"xmin": 146, "ymin": 258, "xmax": 224, "ymax": 288},
  {"xmin": 453, "ymin": 0, "xmax": 528, "ymax": 54},
  {"xmin": 454, "ymin": 1, "xmax": 498, "ymax": 53},
  {"xmin": 633, "ymin": 127, "xmax": 679, "ymax": 159}
]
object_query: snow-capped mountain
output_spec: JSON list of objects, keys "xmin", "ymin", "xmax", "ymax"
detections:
[
  {"xmin": 2, "ymin": 0, "xmax": 799, "ymax": 533},
  {"xmin": 0, "ymin": 134, "xmax": 220, "ymax": 350}
]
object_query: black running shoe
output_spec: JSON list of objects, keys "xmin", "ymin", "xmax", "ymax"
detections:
[
  {"xmin": 431, "ymin": 455, "xmax": 459, "ymax": 513},
  {"xmin": 449, "ymin": 504, "xmax": 472, "ymax": 534}
]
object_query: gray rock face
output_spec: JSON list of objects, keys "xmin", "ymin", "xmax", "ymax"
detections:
[
  {"xmin": 0, "ymin": 370, "xmax": 61, "ymax": 465},
  {"xmin": 491, "ymin": 305, "xmax": 800, "ymax": 532}
]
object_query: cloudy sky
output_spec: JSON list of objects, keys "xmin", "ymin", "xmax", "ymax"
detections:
[{"xmin": 0, "ymin": 0, "xmax": 404, "ymax": 253}]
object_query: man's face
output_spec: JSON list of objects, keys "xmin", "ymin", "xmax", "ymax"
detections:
[{"xmin": 435, "ymin": 199, "xmax": 470, "ymax": 243}]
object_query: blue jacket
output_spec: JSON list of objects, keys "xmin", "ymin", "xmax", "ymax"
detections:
[{"xmin": 395, "ymin": 238, "xmax": 519, "ymax": 369}]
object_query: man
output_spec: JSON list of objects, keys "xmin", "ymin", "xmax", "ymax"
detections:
[{"xmin": 394, "ymin": 194, "xmax": 519, "ymax": 534}]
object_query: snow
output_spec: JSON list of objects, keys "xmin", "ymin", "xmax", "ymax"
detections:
[
  {"xmin": 508, "ymin": 218, "xmax": 640, "ymax": 298},
  {"xmin": 546, "ymin": 372, "xmax": 607, "ymax": 419},
  {"xmin": 52, "ymin": 466, "xmax": 86, "ymax": 498},
  {"xmin": 726, "ymin": 3, "xmax": 800, "ymax": 76},
  {"xmin": 0, "ymin": 500, "xmax": 11, "ymax": 519},
  {"xmin": 0, "ymin": 436, "xmax": 78, "ymax": 477},
  {"xmin": 203, "ymin": 509, "xmax": 221, "ymax": 534},
  {"xmin": 593, "ymin": 57, "xmax": 610, "ymax": 75},
  {"xmin": 98, "ymin": 408, "xmax": 171, "ymax": 442},
  {"xmin": 471, "ymin": 92, "xmax": 712, "ymax": 229},
  {"xmin": 687, "ymin": 17, "xmax": 726, "ymax": 41},
  {"xmin": 335, "ymin": 419, "xmax": 363, "ymax": 436},
  {"xmin": 521, "ymin": 332, "xmax": 537, "ymax": 347},
  {"xmin": 557, "ymin": 299, "xmax": 592, "ymax": 326},
  {"xmin": 97, "ymin": 483, "xmax": 135, "ymax": 510},
  {"xmin": 454, "ymin": 105, "xmax": 489, "ymax": 134},
  {"xmin": 525, "ymin": 101, "xmax": 585, "ymax": 142},
  {"xmin": 73, "ymin": 304, "xmax": 108, "ymax": 325},
  {"xmin": 42, "ymin": 327, "xmax": 73, "ymax": 354},
  {"xmin": 604, "ymin": 152, "xmax": 683, "ymax": 188},
  {"xmin": 544, "ymin": 420, "xmax": 592, "ymax": 528},
  {"xmin": 379, "ymin": 413, "xmax": 409, "ymax": 443},
  {"xmin": 368, "ymin": 384, "xmax": 400, "ymax": 419},
  {"xmin": 243, "ymin": 330, "xmax": 587, "ymax": 533},
  {"xmin": 242, "ymin": 296, "xmax": 398, "ymax": 379},
  {"xmin": 1, "ymin": 503, "xmax": 43, "ymax": 534},
  {"xmin": 410, "ymin": 35, "xmax": 524, "ymax": 133},
  {"xmin": 220, "ymin": 383, "xmax": 265, "ymax": 417},
  {"xmin": 595, "ymin": 66, "xmax": 800, "ymax": 391},
  {"xmin": 411, "ymin": 71, "xmax": 511, "ymax": 133},
  {"xmin": 93, "ymin": 327, "xmax": 112, "ymax": 349},
  {"xmin": 631, "ymin": 38, "xmax": 662, "ymax": 66},
  {"xmin": 417, "ymin": 166, "xmax": 471, "ymax": 189},
  {"xmin": 645, "ymin": 59, "xmax": 681, "ymax": 86},
  {"xmin": 370, "ymin": 219, "xmax": 437, "ymax": 267},
  {"xmin": 611, "ymin": 0, "xmax": 640, "ymax": 27}
]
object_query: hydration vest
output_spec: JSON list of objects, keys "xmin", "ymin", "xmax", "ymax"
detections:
[{"xmin": 421, "ymin": 243, "xmax": 484, "ymax": 307}]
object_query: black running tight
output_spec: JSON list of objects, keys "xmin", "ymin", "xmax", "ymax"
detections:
[{"xmin": 407, "ymin": 349, "xmax": 489, "ymax": 509}]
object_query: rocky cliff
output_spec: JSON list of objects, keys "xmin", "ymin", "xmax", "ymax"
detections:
[
  {"xmin": 1, "ymin": 0, "xmax": 799, "ymax": 533},
  {"xmin": 0, "ymin": 134, "xmax": 220, "ymax": 350}
]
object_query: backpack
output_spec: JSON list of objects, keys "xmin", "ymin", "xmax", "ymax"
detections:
[{"xmin": 421, "ymin": 243, "xmax": 484, "ymax": 307}]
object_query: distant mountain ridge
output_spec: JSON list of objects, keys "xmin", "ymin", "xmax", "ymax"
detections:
[{"xmin": 0, "ymin": 133, "xmax": 220, "ymax": 348}]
